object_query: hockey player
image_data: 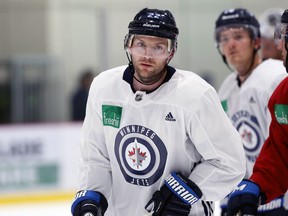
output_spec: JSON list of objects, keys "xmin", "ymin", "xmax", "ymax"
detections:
[
  {"xmin": 71, "ymin": 8, "xmax": 246, "ymax": 216},
  {"xmin": 259, "ymin": 8, "xmax": 284, "ymax": 61},
  {"xmin": 214, "ymin": 8, "xmax": 287, "ymax": 215},
  {"xmin": 226, "ymin": 9, "xmax": 288, "ymax": 216}
]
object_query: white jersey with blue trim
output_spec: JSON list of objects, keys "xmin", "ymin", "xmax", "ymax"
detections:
[
  {"xmin": 218, "ymin": 58, "xmax": 287, "ymax": 177},
  {"xmin": 78, "ymin": 65, "xmax": 246, "ymax": 216}
]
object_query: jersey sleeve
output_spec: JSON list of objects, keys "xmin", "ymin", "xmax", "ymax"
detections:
[
  {"xmin": 77, "ymin": 79, "xmax": 112, "ymax": 199},
  {"xmin": 250, "ymin": 79, "xmax": 288, "ymax": 203},
  {"xmin": 188, "ymin": 87, "xmax": 246, "ymax": 201},
  {"xmin": 250, "ymin": 135, "xmax": 288, "ymax": 203}
]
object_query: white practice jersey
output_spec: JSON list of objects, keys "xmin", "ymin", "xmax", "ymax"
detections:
[
  {"xmin": 218, "ymin": 59, "xmax": 287, "ymax": 177},
  {"xmin": 78, "ymin": 65, "xmax": 246, "ymax": 216}
]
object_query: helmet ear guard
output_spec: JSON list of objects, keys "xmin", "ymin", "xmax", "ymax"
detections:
[{"xmin": 124, "ymin": 34, "xmax": 134, "ymax": 50}]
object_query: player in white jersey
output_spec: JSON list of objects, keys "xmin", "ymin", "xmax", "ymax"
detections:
[
  {"xmin": 71, "ymin": 8, "xmax": 246, "ymax": 216},
  {"xmin": 215, "ymin": 8, "xmax": 287, "ymax": 215},
  {"xmin": 226, "ymin": 9, "xmax": 288, "ymax": 216}
]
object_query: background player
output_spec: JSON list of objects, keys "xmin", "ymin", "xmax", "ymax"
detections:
[
  {"xmin": 226, "ymin": 9, "xmax": 288, "ymax": 216},
  {"xmin": 259, "ymin": 8, "xmax": 284, "ymax": 60},
  {"xmin": 70, "ymin": 7, "xmax": 246, "ymax": 216},
  {"xmin": 71, "ymin": 68, "xmax": 95, "ymax": 121},
  {"xmin": 214, "ymin": 7, "xmax": 287, "ymax": 215}
]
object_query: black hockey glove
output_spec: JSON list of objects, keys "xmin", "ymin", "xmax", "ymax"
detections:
[
  {"xmin": 226, "ymin": 179, "xmax": 262, "ymax": 216},
  {"xmin": 71, "ymin": 190, "xmax": 108, "ymax": 216},
  {"xmin": 145, "ymin": 172, "xmax": 202, "ymax": 216}
]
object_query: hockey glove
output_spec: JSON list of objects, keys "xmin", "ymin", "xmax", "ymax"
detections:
[
  {"xmin": 71, "ymin": 190, "xmax": 108, "ymax": 216},
  {"xmin": 145, "ymin": 172, "xmax": 202, "ymax": 216},
  {"xmin": 226, "ymin": 179, "xmax": 262, "ymax": 216},
  {"xmin": 220, "ymin": 195, "xmax": 228, "ymax": 216}
]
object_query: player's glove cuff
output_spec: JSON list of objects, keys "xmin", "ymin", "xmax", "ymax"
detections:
[
  {"xmin": 164, "ymin": 172, "xmax": 202, "ymax": 205},
  {"xmin": 71, "ymin": 190, "xmax": 108, "ymax": 216},
  {"xmin": 227, "ymin": 179, "xmax": 261, "ymax": 216},
  {"xmin": 229, "ymin": 179, "xmax": 260, "ymax": 198}
]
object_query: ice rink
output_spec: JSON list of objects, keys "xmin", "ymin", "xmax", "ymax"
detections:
[
  {"xmin": 0, "ymin": 201, "xmax": 221, "ymax": 216},
  {"xmin": 0, "ymin": 201, "xmax": 72, "ymax": 216}
]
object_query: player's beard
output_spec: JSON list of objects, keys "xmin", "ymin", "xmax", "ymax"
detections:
[{"xmin": 133, "ymin": 59, "xmax": 167, "ymax": 85}]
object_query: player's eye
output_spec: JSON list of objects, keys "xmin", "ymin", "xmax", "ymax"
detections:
[
  {"xmin": 136, "ymin": 41, "xmax": 146, "ymax": 48},
  {"xmin": 233, "ymin": 34, "xmax": 244, "ymax": 41},
  {"xmin": 220, "ymin": 36, "xmax": 229, "ymax": 44},
  {"xmin": 153, "ymin": 45, "xmax": 164, "ymax": 51}
]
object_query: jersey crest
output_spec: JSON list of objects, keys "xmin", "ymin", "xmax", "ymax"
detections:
[
  {"xmin": 114, "ymin": 125, "xmax": 167, "ymax": 186},
  {"xmin": 231, "ymin": 110, "xmax": 263, "ymax": 162}
]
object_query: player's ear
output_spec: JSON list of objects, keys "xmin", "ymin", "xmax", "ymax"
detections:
[{"xmin": 254, "ymin": 38, "xmax": 261, "ymax": 50}]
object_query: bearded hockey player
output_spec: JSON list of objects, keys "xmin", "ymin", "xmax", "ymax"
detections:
[{"xmin": 71, "ymin": 8, "xmax": 246, "ymax": 216}]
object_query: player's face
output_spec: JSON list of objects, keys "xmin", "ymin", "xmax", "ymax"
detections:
[
  {"xmin": 277, "ymin": 39, "xmax": 287, "ymax": 68},
  {"xmin": 130, "ymin": 35, "xmax": 172, "ymax": 84},
  {"xmin": 275, "ymin": 24, "xmax": 288, "ymax": 68},
  {"xmin": 218, "ymin": 28, "xmax": 260, "ymax": 71}
]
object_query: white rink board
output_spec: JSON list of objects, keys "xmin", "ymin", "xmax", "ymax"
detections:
[{"xmin": 0, "ymin": 123, "xmax": 81, "ymax": 196}]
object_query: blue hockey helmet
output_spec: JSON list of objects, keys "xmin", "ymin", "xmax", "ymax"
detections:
[
  {"xmin": 275, "ymin": 10, "xmax": 288, "ymax": 43},
  {"xmin": 281, "ymin": 9, "xmax": 288, "ymax": 40},
  {"xmin": 277, "ymin": 9, "xmax": 288, "ymax": 71},
  {"xmin": 215, "ymin": 8, "xmax": 260, "ymax": 44},
  {"xmin": 124, "ymin": 8, "xmax": 179, "ymax": 51},
  {"xmin": 128, "ymin": 8, "xmax": 178, "ymax": 40},
  {"xmin": 281, "ymin": 9, "xmax": 288, "ymax": 24}
]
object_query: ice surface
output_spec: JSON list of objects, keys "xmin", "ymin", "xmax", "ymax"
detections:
[
  {"xmin": 0, "ymin": 201, "xmax": 221, "ymax": 216},
  {"xmin": 0, "ymin": 201, "xmax": 71, "ymax": 216}
]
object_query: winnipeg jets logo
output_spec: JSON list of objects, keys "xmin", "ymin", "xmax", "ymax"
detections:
[
  {"xmin": 114, "ymin": 125, "xmax": 167, "ymax": 186},
  {"xmin": 231, "ymin": 110, "xmax": 262, "ymax": 162},
  {"xmin": 241, "ymin": 129, "xmax": 253, "ymax": 144},
  {"xmin": 128, "ymin": 139, "xmax": 147, "ymax": 169}
]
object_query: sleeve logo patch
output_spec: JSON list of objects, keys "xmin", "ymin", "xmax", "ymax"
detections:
[
  {"xmin": 102, "ymin": 105, "xmax": 122, "ymax": 128},
  {"xmin": 221, "ymin": 100, "xmax": 228, "ymax": 113},
  {"xmin": 274, "ymin": 104, "xmax": 288, "ymax": 125}
]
